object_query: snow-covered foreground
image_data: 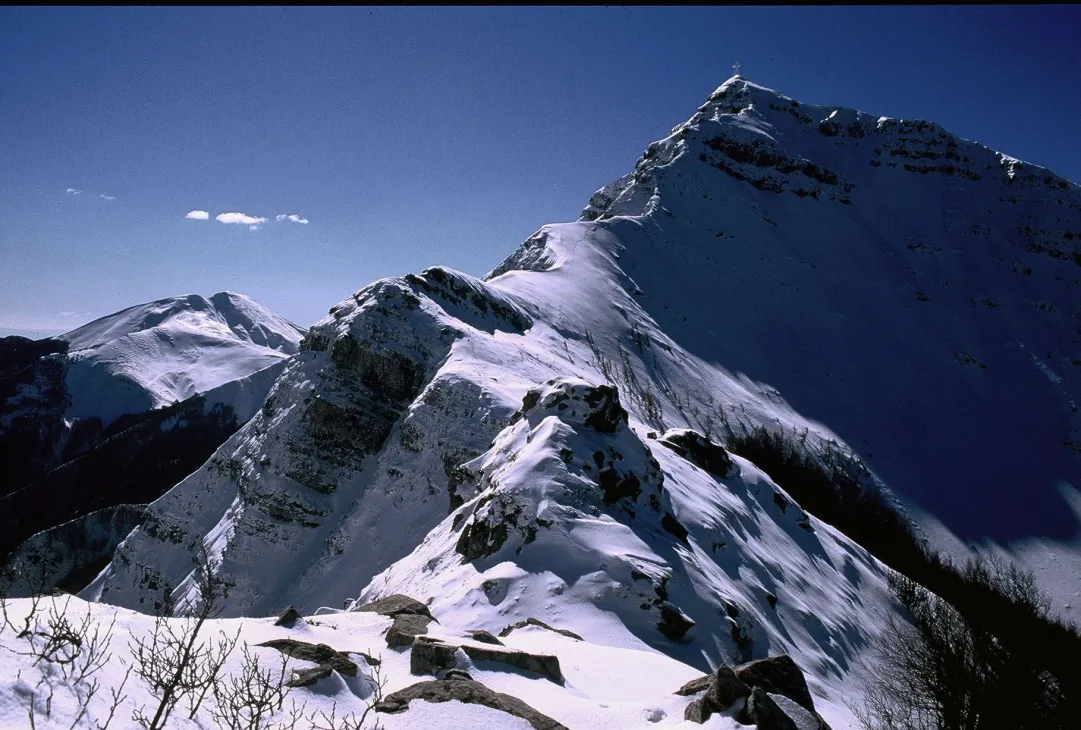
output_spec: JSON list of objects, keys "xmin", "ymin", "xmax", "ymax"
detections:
[{"xmin": 0, "ymin": 593, "xmax": 865, "ymax": 728}]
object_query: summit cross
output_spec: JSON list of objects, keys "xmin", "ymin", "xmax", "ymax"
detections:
[{"xmin": 733, "ymin": 61, "xmax": 741, "ymax": 76}]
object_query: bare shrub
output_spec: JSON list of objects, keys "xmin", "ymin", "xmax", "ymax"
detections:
[
  {"xmin": 210, "ymin": 641, "xmax": 318, "ymax": 730},
  {"xmin": 1, "ymin": 563, "xmax": 129, "ymax": 729},
  {"xmin": 857, "ymin": 565, "xmax": 1080, "ymax": 729},
  {"xmin": 130, "ymin": 543, "xmax": 239, "ymax": 729}
]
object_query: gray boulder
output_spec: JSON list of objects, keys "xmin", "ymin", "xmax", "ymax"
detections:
[
  {"xmin": 274, "ymin": 605, "xmax": 304, "ymax": 628},
  {"xmin": 386, "ymin": 613, "xmax": 433, "ymax": 648},
  {"xmin": 735, "ymin": 655, "xmax": 815, "ymax": 713},
  {"xmin": 375, "ymin": 678, "xmax": 568, "ymax": 730},
  {"xmin": 498, "ymin": 617, "xmax": 582, "ymax": 641},
  {"xmin": 410, "ymin": 637, "xmax": 459, "ymax": 675},
  {"xmin": 257, "ymin": 638, "xmax": 367, "ymax": 688},
  {"xmin": 469, "ymin": 629, "xmax": 504, "ymax": 645},
  {"xmin": 682, "ymin": 665, "xmax": 751, "ymax": 723},
  {"xmin": 745, "ymin": 686, "xmax": 799, "ymax": 730},
  {"xmin": 462, "ymin": 643, "xmax": 563, "ymax": 683},
  {"xmin": 354, "ymin": 594, "xmax": 434, "ymax": 619}
]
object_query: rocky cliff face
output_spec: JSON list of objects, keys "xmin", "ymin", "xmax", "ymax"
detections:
[
  {"xmin": 0, "ymin": 293, "xmax": 304, "ymax": 573},
  {"xmin": 81, "ymin": 76, "xmax": 1081, "ymax": 718}
]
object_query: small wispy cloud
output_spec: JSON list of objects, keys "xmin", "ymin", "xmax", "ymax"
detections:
[
  {"xmin": 276, "ymin": 214, "xmax": 309, "ymax": 225},
  {"xmin": 100, "ymin": 194, "xmax": 115, "ymax": 201},
  {"xmin": 66, "ymin": 188, "xmax": 83, "ymax": 196},
  {"xmin": 185, "ymin": 210, "xmax": 210, "ymax": 221},
  {"xmin": 216, "ymin": 212, "xmax": 268, "ymax": 230}
]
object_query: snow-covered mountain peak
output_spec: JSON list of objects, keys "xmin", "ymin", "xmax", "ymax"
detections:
[
  {"xmin": 77, "ymin": 74, "xmax": 1081, "ymax": 728},
  {"xmin": 54, "ymin": 291, "xmax": 307, "ymax": 423},
  {"xmin": 583, "ymin": 76, "xmax": 1080, "ymax": 225}
]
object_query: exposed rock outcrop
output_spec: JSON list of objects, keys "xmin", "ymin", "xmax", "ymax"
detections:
[
  {"xmin": 408, "ymin": 635, "xmax": 563, "ymax": 683},
  {"xmin": 354, "ymin": 594, "xmax": 434, "ymax": 619},
  {"xmin": 257, "ymin": 638, "xmax": 370, "ymax": 687},
  {"xmin": 744, "ymin": 686, "xmax": 800, "ymax": 730},
  {"xmin": 498, "ymin": 617, "xmax": 583, "ymax": 641},
  {"xmin": 274, "ymin": 605, "xmax": 304, "ymax": 628},
  {"xmin": 657, "ymin": 428, "xmax": 735, "ymax": 478},
  {"xmin": 375, "ymin": 677, "xmax": 568, "ymax": 730},
  {"xmin": 679, "ymin": 654, "xmax": 829, "ymax": 728},
  {"xmin": 386, "ymin": 614, "xmax": 433, "ymax": 648}
]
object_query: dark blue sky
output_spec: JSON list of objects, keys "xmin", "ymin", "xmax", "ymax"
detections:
[{"xmin": 3, "ymin": 6, "xmax": 1079, "ymax": 330}]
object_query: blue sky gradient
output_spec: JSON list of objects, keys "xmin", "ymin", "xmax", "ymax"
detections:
[{"xmin": 3, "ymin": 6, "xmax": 1079, "ymax": 330}]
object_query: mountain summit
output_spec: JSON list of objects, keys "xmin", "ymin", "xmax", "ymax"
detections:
[
  {"xmin": 58, "ymin": 290, "xmax": 306, "ymax": 423},
  {"xmin": 72, "ymin": 78, "xmax": 1081, "ymax": 726},
  {"xmin": 0, "ymin": 291, "xmax": 305, "ymax": 579}
]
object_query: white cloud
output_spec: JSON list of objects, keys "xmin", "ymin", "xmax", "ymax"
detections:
[
  {"xmin": 185, "ymin": 210, "xmax": 210, "ymax": 221},
  {"xmin": 66, "ymin": 188, "xmax": 83, "ymax": 195},
  {"xmin": 276, "ymin": 213, "xmax": 309, "ymax": 225},
  {"xmin": 100, "ymin": 194, "xmax": 115, "ymax": 201},
  {"xmin": 216, "ymin": 212, "xmax": 267, "ymax": 228}
]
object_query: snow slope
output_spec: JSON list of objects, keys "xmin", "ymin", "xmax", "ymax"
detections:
[
  {"xmin": 82, "ymin": 75, "xmax": 1081, "ymax": 726},
  {"xmin": 0, "ymin": 594, "xmax": 861, "ymax": 729},
  {"xmin": 58, "ymin": 291, "xmax": 306, "ymax": 425}
]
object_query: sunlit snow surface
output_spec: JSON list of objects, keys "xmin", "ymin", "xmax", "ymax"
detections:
[
  {"xmin": 58, "ymin": 291, "xmax": 306, "ymax": 424},
  {"xmin": 63, "ymin": 76, "xmax": 1081, "ymax": 727},
  {"xmin": 0, "ymin": 595, "xmax": 863, "ymax": 728}
]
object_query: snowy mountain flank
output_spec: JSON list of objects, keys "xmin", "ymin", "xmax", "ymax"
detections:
[
  {"xmin": 0, "ymin": 292, "xmax": 305, "ymax": 577},
  {"xmin": 58, "ymin": 291, "xmax": 305, "ymax": 424},
  {"xmin": 3, "ymin": 76, "xmax": 1080, "ymax": 728}
]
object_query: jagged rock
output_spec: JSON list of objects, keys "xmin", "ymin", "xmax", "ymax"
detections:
[
  {"xmin": 409, "ymin": 635, "xmax": 563, "ymax": 683},
  {"xmin": 517, "ymin": 379, "xmax": 628, "ymax": 435},
  {"xmin": 289, "ymin": 665, "xmax": 336, "ymax": 687},
  {"xmin": 582, "ymin": 384, "xmax": 628, "ymax": 434},
  {"xmin": 658, "ymin": 429, "xmax": 734, "ymax": 477},
  {"xmin": 462, "ymin": 644, "xmax": 563, "ymax": 683},
  {"xmin": 354, "ymin": 594, "xmax": 433, "ymax": 619},
  {"xmin": 386, "ymin": 613, "xmax": 433, "ymax": 648},
  {"xmin": 410, "ymin": 636, "xmax": 459, "ymax": 675},
  {"xmin": 675, "ymin": 674, "xmax": 714, "ymax": 697},
  {"xmin": 375, "ymin": 678, "xmax": 568, "ymax": 730},
  {"xmin": 744, "ymin": 686, "xmax": 799, "ymax": 730},
  {"xmin": 734, "ymin": 654, "xmax": 816, "ymax": 713},
  {"xmin": 677, "ymin": 654, "xmax": 818, "ymax": 716},
  {"xmin": 469, "ymin": 629, "xmax": 504, "ymax": 645},
  {"xmin": 707, "ymin": 666, "xmax": 752, "ymax": 711},
  {"xmin": 684, "ymin": 698, "xmax": 709, "ymax": 723},
  {"xmin": 657, "ymin": 603, "xmax": 695, "ymax": 641},
  {"xmin": 498, "ymin": 617, "xmax": 583, "ymax": 641},
  {"xmin": 274, "ymin": 605, "xmax": 304, "ymax": 627},
  {"xmin": 443, "ymin": 668, "xmax": 474, "ymax": 681},
  {"xmin": 681, "ymin": 665, "xmax": 751, "ymax": 723},
  {"xmin": 257, "ymin": 638, "xmax": 359, "ymax": 687}
]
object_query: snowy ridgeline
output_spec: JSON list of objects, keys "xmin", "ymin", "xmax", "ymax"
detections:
[{"xmin": 8, "ymin": 75, "xmax": 1079, "ymax": 728}]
